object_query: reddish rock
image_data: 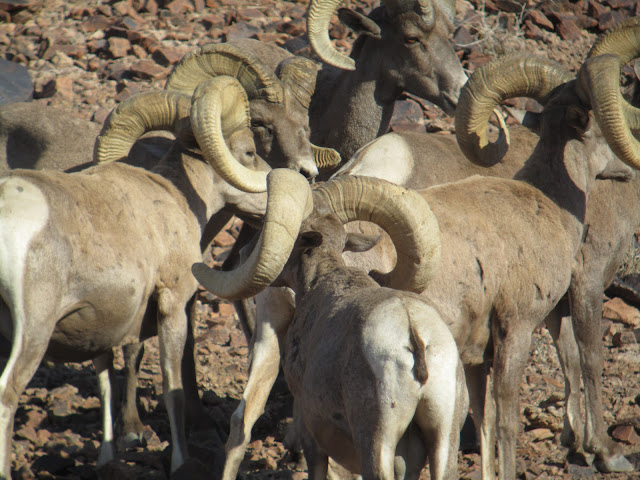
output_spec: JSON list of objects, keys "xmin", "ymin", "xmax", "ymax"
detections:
[
  {"xmin": 151, "ymin": 45, "xmax": 183, "ymax": 66},
  {"xmin": 81, "ymin": 14, "xmax": 114, "ymax": 34},
  {"xmin": 108, "ymin": 36, "xmax": 131, "ymax": 58},
  {"xmin": 130, "ymin": 58, "xmax": 168, "ymax": 80},
  {"xmin": 527, "ymin": 9, "xmax": 554, "ymax": 30},
  {"xmin": 612, "ymin": 330, "xmax": 638, "ymax": 347},
  {"xmin": 555, "ymin": 16, "xmax": 584, "ymax": 41},
  {"xmin": 524, "ymin": 20, "xmax": 546, "ymax": 41},
  {"xmin": 611, "ymin": 424, "xmax": 640, "ymax": 444},
  {"xmin": 603, "ymin": 297, "xmax": 640, "ymax": 327},
  {"xmin": 165, "ymin": 0, "xmax": 193, "ymax": 15}
]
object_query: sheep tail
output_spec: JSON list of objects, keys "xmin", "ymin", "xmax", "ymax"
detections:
[{"xmin": 409, "ymin": 323, "xmax": 428, "ymax": 385}]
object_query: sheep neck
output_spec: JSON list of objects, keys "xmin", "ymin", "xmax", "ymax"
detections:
[
  {"xmin": 295, "ymin": 250, "xmax": 376, "ymax": 298},
  {"xmin": 150, "ymin": 145, "xmax": 224, "ymax": 232},
  {"xmin": 514, "ymin": 137, "xmax": 595, "ymax": 226},
  {"xmin": 310, "ymin": 39, "xmax": 396, "ymax": 161}
]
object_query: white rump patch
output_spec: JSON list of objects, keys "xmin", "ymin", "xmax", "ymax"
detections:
[
  {"xmin": 0, "ymin": 177, "xmax": 49, "ymax": 388},
  {"xmin": 333, "ymin": 133, "xmax": 415, "ymax": 185}
]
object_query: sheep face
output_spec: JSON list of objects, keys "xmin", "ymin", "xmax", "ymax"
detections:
[
  {"xmin": 339, "ymin": 6, "xmax": 466, "ymax": 114},
  {"xmin": 249, "ymin": 96, "xmax": 318, "ymax": 179}
]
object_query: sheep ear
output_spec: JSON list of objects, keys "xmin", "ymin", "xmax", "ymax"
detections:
[
  {"xmin": 597, "ymin": 157, "xmax": 635, "ymax": 182},
  {"xmin": 344, "ymin": 233, "xmax": 380, "ymax": 253},
  {"xmin": 299, "ymin": 231, "xmax": 323, "ymax": 250},
  {"xmin": 338, "ymin": 9, "xmax": 381, "ymax": 39},
  {"xmin": 566, "ymin": 104, "xmax": 591, "ymax": 134}
]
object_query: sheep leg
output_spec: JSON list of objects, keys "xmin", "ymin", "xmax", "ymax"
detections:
[
  {"xmin": 491, "ymin": 320, "xmax": 532, "ymax": 480},
  {"xmin": 415, "ymin": 366, "xmax": 467, "ymax": 480},
  {"xmin": 0, "ymin": 310, "xmax": 55, "ymax": 478},
  {"xmin": 543, "ymin": 304, "xmax": 584, "ymax": 453},
  {"xmin": 299, "ymin": 420, "xmax": 329, "ymax": 480},
  {"xmin": 183, "ymin": 295, "xmax": 215, "ymax": 432},
  {"xmin": 221, "ymin": 222, "xmax": 260, "ymax": 341},
  {"xmin": 94, "ymin": 351, "xmax": 117, "ymax": 466},
  {"xmin": 464, "ymin": 363, "xmax": 496, "ymax": 480},
  {"xmin": 568, "ymin": 282, "xmax": 633, "ymax": 472},
  {"xmin": 156, "ymin": 290, "xmax": 189, "ymax": 473},
  {"xmin": 119, "ymin": 341, "xmax": 146, "ymax": 449},
  {"xmin": 222, "ymin": 287, "xmax": 294, "ymax": 480}
]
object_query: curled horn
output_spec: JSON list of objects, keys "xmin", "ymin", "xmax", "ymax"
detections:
[
  {"xmin": 312, "ymin": 144, "xmax": 342, "ymax": 169},
  {"xmin": 309, "ymin": 0, "xmax": 440, "ymax": 71},
  {"xmin": 587, "ymin": 17, "xmax": 640, "ymax": 132},
  {"xmin": 192, "ymin": 169, "xmax": 313, "ymax": 300},
  {"xmin": 94, "ymin": 90, "xmax": 193, "ymax": 164},
  {"xmin": 577, "ymin": 54, "xmax": 640, "ymax": 170},
  {"xmin": 416, "ymin": 0, "xmax": 434, "ymax": 26},
  {"xmin": 277, "ymin": 56, "xmax": 320, "ymax": 109},
  {"xmin": 314, "ymin": 175, "xmax": 440, "ymax": 292},
  {"xmin": 455, "ymin": 54, "xmax": 572, "ymax": 167},
  {"xmin": 190, "ymin": 76, "xmax": 268, "ymax": 193},
  {"xmin": 193, "ymin": 171, "xmax": 441, "ymax": 300},
  {"xmin": 307, "ymin": 0, "xmax": 355, "ymax": 71},
  {"xmin": 165, "ymin": 43, "xmax": 284, "ymax": 104}
]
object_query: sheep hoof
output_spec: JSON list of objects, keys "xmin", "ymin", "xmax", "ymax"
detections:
[
  {"xmin": 117, "ymin": 431, "xmax": 146, "ymax": 450},
  {"xmin": 596, "ymin": 453, "xmax": 634, "ymax": 473}
]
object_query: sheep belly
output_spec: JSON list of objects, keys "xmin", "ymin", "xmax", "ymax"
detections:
[{"xmin": 46, "ymin": 298, "xmax": 149, "ymax": 363}]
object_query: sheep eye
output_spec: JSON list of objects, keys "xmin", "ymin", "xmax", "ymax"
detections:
[{"xmin": 405, "ymin": 36, "xmax": 419, "ymax": 45}]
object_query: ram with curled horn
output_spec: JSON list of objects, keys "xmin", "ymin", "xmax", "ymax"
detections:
[
  {"xmin": 0, "ymin": 75, "xmax": 276, "ymax": 479},
  {"xmin": 301, "ymin": 0, "xmax": 466, "ymax": 162},
  {"xmin": 192, "ymin": 169, "xmax": 467, "ymax": 480},
  {"xmin": 164, "ymin": 42, "xmax": 341, "ymax": 177},
  {"xmin": 332, "ymin": 16, "xmax": 640, "ymax": 475},
  {"xmin": 221, "ymin": 30, "xmax": 640, "ymax": 480}
]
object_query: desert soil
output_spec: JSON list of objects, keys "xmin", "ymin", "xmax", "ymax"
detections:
[{"xmin": 1, "ymin": 0, "xmax": 640, "ymax": 479}]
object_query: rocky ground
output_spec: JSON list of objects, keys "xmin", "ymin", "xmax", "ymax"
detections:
[{"xmin": 2, "ymin": 0, "xmax": 640, "ymax": 479}]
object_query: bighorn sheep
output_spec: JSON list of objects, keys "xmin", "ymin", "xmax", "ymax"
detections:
[
  {"xmin": 225, "ymin": 0, "xmax": 469, "ymax": 330},
  {"xmin": 230, "ymin": 0, "xmax": 466, "ymax": 166},
  {"xmin": 0, "ymin": 42, "xmax": 342, "ymax": 452},
  {"xmin": 192, "ymin": 169, "xmax": 468, "ymax": 480},
  {"xmin": 200, "ymin": 48, "xmax": 640, "ymax": 479},
  {"xmin": 0, "ymin": 75, "xmax": 276, "ymax": 478},
  {"xmin": 305, "ymin": 0, "xmax": 467, "ymax": 162},
  {"xmin": 336, "ymin": 17, "xmax": 640, "ymax": 473}
]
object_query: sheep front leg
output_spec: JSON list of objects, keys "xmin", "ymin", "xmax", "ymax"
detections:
[
  {"xmin": 156, "ymin": 289, "xmax": 189, "ymax": 473},
  {"xmin": 222, "ymin": 287, "xmax": 294, "ymax": 480},
  {"xmin": 94, "ymin": 351, "xmax": 116, "ymax": 467},
  {"xmin": 568, "ymin": 282, "xmax": 633, "ymax": 472},
  {"xmin": 491, "ymin": 319, "xmax": 532, "ymax": 480}
]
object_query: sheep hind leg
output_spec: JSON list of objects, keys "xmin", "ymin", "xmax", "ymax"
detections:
[
  {"xmin": 118, "ymin": 342, "xmax": 146, "ymax": 449},
  {"xmin": 568, "ymin": 283, "xmax": 633, "ymax": 472},
  {"xmin": 464, "ymin": 363, "xmax": 496, "ymax": 480},
  {"xmin": 299, "ymin": 420, "xmax": 329, "ymax": 480},
  {"xmin": 491, "ymin": 320, "xmax": 532, "ymax": 480},
  {"xmin": 416, "ymin": 363, "xmax": 468, "ymax": 480},
  {"xmin": 94, "ymin": 351, "xmax": 117, "ymax": 467},
  {"xmin": 156, "ymin": 290, "xmax": 189, "ymax": 473},
  {"xmin": 0, "ymin": 308, "xmax": 55, "ymax": 479},
  {"xmin": 348, "ymin": 394, "xmax": 412, "ymax": 480}
]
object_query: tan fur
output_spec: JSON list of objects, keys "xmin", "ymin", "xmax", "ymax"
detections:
[
  {"xmin": 0, "ymin": 134, "xmax": 269, "ymax": 478},
  {"xmin": 275, "ymin": 206, "xmax": 467, "ymax": 480}
]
